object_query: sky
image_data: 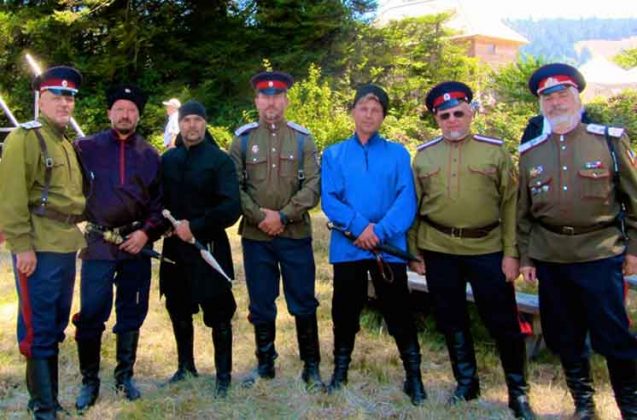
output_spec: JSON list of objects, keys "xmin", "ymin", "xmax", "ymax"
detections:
[{"xmin": 378, "ymin": 0, "xmax": 637, "ymax": 19}]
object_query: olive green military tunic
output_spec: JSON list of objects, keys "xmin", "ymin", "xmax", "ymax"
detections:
[
  {"xmin": 229, "ymin": 120, "xmax": 320, "ymax": 241},
  {"xmin": 0, "ymin": 117, "xmax": 86, "ymax": 253},
  {"xmin": 408, "ymin": 133, "xmax": 518, "ymax": 257},
  {"xmin": 517, "ymin": 123, "xmax": 637, "ymax": 266}
]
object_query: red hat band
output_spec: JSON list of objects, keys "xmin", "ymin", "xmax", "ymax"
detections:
[
  {"xmin": 432, "ymin": 91, "xmax": 467, "ymax": 109},
  {"xmin": 537, "ymin": 75, "xmax": 577, "ymax": 94},
  {"xmin": 255, "ymin": 80, "xmax": 288, "ymax": 91}
]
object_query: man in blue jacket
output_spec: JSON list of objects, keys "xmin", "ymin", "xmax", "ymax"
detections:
[{"xmin": 321, "ymin": 84, "xmax": 426, "ymax": 405}]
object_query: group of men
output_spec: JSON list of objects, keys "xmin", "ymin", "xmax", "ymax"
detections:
[{"xmin": 0, "ymin": 61, "xmax": 636, "ymax": 420}]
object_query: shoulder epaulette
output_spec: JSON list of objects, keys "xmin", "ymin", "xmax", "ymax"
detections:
[
  {"xmin": 287, "ymin": 121, "xmax": 310, "ymax": 135},
  {"xmin": 20, "ymin": 120, "xmax": 42, "ymax": 130},
  {"xmin": 518, "ymin": 133, "xmax": 549, "ymax": 154},
  {"xmin": 473, "ymin": 134, "xmax": 503, "ymax": 146},
  {"xmin": 417, "ymin": 136, "xmax": 443, "ymax": 151},
  {"xmin": 234, "ymin": 122, "xmax": 259, "ymax": 136},
  {"xmin": 586, "ymin": 123, "xmax": 625, "ymax": 138}
]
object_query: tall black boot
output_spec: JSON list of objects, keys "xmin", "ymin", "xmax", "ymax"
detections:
[
  {"xmin": 241, "ymin": 321, "xmax": 277, "ymax": 388},
  {"xmin": 295, "ymin": 314, "xmax": 325, "ymax": 392},
  {"xmin": 47, "ymin": 354, "xmax": 68, "ymax": 415},
  {"xmin": 168, "ymin": 320, "xmax": 198, "ymax": 384},
  {"xmin": 327, "ymin": 329, "xmax": 355, "ymax": 394},
  {"xmin": 607, "ymin": 357, "xmax": 637, "ymax": 419},
  {"xmin": 395, "ymin": 333, "xmax": 427, "ymax": 406},
  {"xmin": 495, "ymin": 336, "xmax": 535, "ymax": 420},
  {"xmin": 114, "ymin": 331, "xmax": 141, "ymax": 401},
  {"xmin": 26, "ymin": 358, "xmax": 55, "ymax": 420},
  {"xmin": 561, "ymin": 357, "xmax": 597, "ymax": 419},
  {"xmin": 444, "ymin": 330, "xmax": 480, "ymax": 404},
  {"xmin": 75, "ymin": 338, "xmax": 101, "ymax": 412},
  {"xmin": 212, "ymin": 322, "xmax": 233, "ymax": 398}
]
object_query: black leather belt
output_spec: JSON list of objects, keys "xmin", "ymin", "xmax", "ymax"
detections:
[
  {"xmin": 421, "ymin": 216, "xmax": 499, "ymax": 238},
  {"xmin": 87, "ymin": 221, "xmax": 141, "ymax": 236},
  {"xmin": 30, "ymin": 205, "xmax": 84, "ymax": 224},
  {"xmin": 539, "ymin": 221, "xmax": 616, "ymax": 236}
]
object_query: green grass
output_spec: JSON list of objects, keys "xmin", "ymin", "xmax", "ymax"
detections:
[{"xmin": 0, "ymin": 214, "xmax": 627, "ymax": 419}]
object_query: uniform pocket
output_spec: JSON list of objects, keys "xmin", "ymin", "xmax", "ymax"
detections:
[
  {"xmin": 528, "ymin": 176, "xmax": 552, "ymax": 201},
  {"xmin": 246, "ymin": 155, "xmax": 268, "ymax": 181},
  {"xmin": 279, "ymin": 150, "xmax": 297, "ymax": 178},
  {"xmin": 418, "ymin": 167, "xmax": 440, "ymax": 187},
  {"xmin": 578, "ymin": 169, "xmax": 611, "ymax": 199},
  {"xmin": 468, "ymin": 165, "xmax": 497, "ymax": 191}
]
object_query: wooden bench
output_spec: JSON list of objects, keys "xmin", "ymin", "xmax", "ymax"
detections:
[{"xmin": 406, "ymin": 271, "xmax": 544, "ymax": 359}]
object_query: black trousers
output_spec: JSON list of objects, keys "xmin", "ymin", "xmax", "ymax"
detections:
[
  {"xmin": 165, "ymin": 286, "xmax": 236, "ymax": 328},
  {"xmin": 423, "ymin": 250, "xmax": 523, "ymax": 340},
  {"xmin": 332, "ymin": 260, "xmax": 416, "ymax": 338}
]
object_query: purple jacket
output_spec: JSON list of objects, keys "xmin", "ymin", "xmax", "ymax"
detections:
[{"xmin": 74, "ymin": 129, "xmax": 162, "ymax": 260}]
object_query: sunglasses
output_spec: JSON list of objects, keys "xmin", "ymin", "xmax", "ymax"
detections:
[{"xmin": 438, "ymin": 110, "xmax": 465, "ymax": 120}]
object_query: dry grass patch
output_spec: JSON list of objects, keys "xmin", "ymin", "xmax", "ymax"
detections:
[{"xmin": 0, "ymin": 214, "xmax": 627, "ymax": 418}]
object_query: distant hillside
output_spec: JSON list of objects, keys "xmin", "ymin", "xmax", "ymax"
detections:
[{"xmin": 506, "ymin": 18, "xmax": 637, "ymax": 64}]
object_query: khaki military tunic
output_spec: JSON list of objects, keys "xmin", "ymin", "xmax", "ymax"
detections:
[
  {"xmin": 408, "ymin": 133, "xmax": 518, "ymax": 257},
  {"xmin": 229, "ymin": 120, "xmax": 320, "ymax": 241},
  {"xmin": 517, "ymin": 123, "xmax": 637, "ymax": 266},
  {"xmin": 0, "ymin": 117, "xmax": 86, "ymax": 253}
]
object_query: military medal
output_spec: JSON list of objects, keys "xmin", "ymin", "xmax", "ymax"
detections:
[
  {"xmin": 584, "ymin": 161, "xmax": 603, "ymax": 169},
  {"xmin": 627, "ymin": 149, "xmax": 637, "ymax": 167},
  {"xmin": 529, "ymin": 166, "xmax": 543, "ymax": 178},
  {"xmin": 251, "ymin": 144, "xmax": 259, "ymax": 154}
]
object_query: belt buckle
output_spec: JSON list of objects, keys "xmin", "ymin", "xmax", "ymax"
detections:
[
  {"xmin": 562, "ymin": 226, "xmax": 575, "ymax": 235},
  {"xmin": 450, "ymin": 227, "xmax": 462, "ymax": 238}
]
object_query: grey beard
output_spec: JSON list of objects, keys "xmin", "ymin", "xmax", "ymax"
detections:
[{"xmin": 547, "ymin": 113, "xmax": 580, "ymax": 134}]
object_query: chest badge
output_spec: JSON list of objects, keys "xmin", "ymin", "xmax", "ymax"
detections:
[
  {"xmin": 627, "ymin": 149, "xmax": 637, "ymax": 167},
  {"xmin": 529, "ymin": 165, "xmax": 543, "ymax": 178},
  {"xmin": 251, "ymin": 144, "xmax": 259, "ymax": 154},
  {"xmin": 584, "ymin": 161, "xmax": 604, "ymax": 169}
]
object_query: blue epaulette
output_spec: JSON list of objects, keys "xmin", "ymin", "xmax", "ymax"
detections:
[
  {"xmin": 287, "ymin": 121, "xmax": 310, "ymax": 135},
  {"xmin": 519, "ymin": 133, "xmax": 549, "ymax": 154},
  {"xmin": 417, "ymin": 136, "xmax": 443, "ymax": 151},
  {"xmin": 473, "ymin": 134, "xmax": 503, "ymax": 146},
  {"xmin": 20, "ymin": 120, "xmax": 42, "ymax": 130},
  {"xmin": 234, "ymin": 122, "xmax": 259, "ymax": 137},
  {"xmin": 586, "ymin": 123, "xmax": 625, "ymax": 138}
]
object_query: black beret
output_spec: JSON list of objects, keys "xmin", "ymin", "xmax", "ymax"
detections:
[
  {"xmin": 528, "ymin": 63, "xmax": 586, "ymax": 97},
  {"xmin": 425, "ymin": 81, "xmax": 473, "ymax": 114},
  {"xmin": 106, "ymin": 84, "xmax": 147, "ymax": 114},
  {"xmin": 178, "ymin": 100, "xmax": 208, "ymax": 121},
  {"xmin": 353, "ymin": 84, "xmax": 389, "ymax": 116},
  {"xmin": 32, "ymin": 65, "xmax": 82, "ymax": 96},
  {"xmin": 250, "ymin": 71, "xmax": 294, "ymax": 95}
]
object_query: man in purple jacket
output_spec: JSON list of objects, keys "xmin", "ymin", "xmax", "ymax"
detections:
[{"xmin": 72, "ymin": 85, "xmax": 162, "ymax": 412}]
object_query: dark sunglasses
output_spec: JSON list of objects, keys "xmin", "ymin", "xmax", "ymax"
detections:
[{"xmin": 438, "ymin": 110, "xmax": 465, "ymax": 120}]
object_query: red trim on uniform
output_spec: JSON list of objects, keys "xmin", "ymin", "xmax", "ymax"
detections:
[
  {"xmin": 537, "ymin": 75, "xmax": 577, "ymax": 94},
  {"xmin": 255, "ymin": 80, "xmax": 288, "ymax": 90},
  {"xmin": 432, "ymin": 91, "xmax": 467, "ymax": 108},
  {"xmin": 40, "ymin": 78, "xmax": 77, "ymax": 90},
  {"xmin": 623, "ymin": 279, "xmax": 632, "ymax": 327},
  {"xmin": 18, "ymin": 272, "xmax": 34, "ymax": 358},
  {"xmin": 119, "ymin": 139, "xmax": 125, "ymax": 185}
]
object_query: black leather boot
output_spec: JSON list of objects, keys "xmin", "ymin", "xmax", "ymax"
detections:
[
  {"xmin": 212, "ymin": 322, "xmax": 233, "ymax": 398},
  {"xmin": 444, "ymin": 330, "xmax": 480, "ymax": 404},
  {"xmin": 495, "ymin": 336, "xmax": 535, "ymax": 419},
  {"xmin": 75, "ymin": 338, "xmax": 101, "ymax": 412},
  {"xmin": 327, "ymin": 329, "xmax": 355, "ymax": 394},
  {"xmin": 47, "ymin": 354, "xmax": 69, "ymax": 415},
  {"xmin": 295, "ymin": 314, "xmax": 325, "ymax": 392},
  {"xmin": 561, "ymin": 357, "xmax": 597, "ymax": 419},
  {"xmin": 168, "ymin": 320, "xmax": 198, "ymax": 384},
  {"xmin": 395, "ymin": 333, "xmax": 427, "ymax": 406},
  {"xmin": 114, "ymin": 331, "xmax": 141, "ymax": 401},
  {"xmin": 607, "ymin": 357, "xmax": 637, "ymax": 419},
  {"xmin": 241, "ymin": 321, "xmax": 277, "ymax": 388},
  {"xmin": 26, "ymin": 358, "xmax": 55, "ymax": 420}
]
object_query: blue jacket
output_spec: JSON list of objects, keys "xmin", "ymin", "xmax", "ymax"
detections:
[{"xmin": 321, "ymin": 132, "xmax": 417, "ymax": 264}]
